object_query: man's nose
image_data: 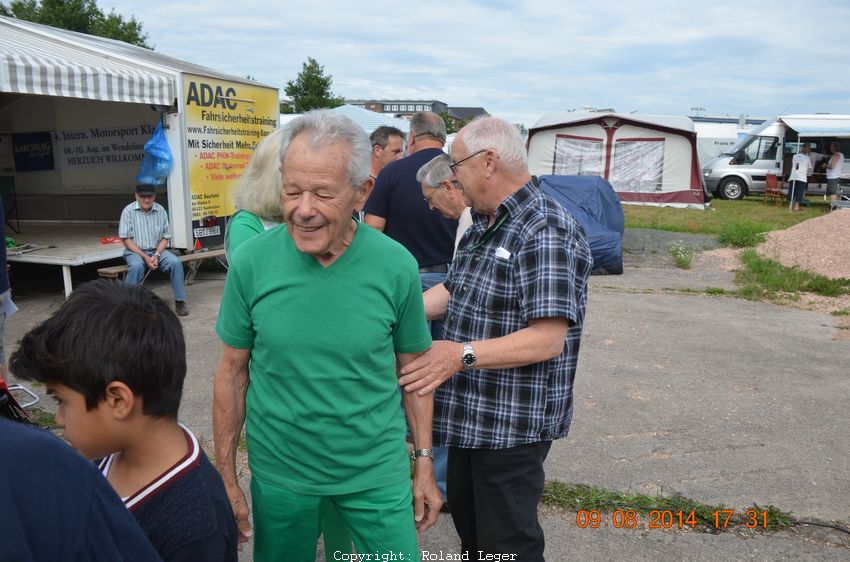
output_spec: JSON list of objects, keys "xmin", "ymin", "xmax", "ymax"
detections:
[{"xmin": 295, "ymin": 192, "xmax": 316, "ymax": 217}]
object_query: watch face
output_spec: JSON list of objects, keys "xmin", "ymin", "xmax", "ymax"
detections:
[{"xmin": 462, "ymin": 352, "xmax": 475, "ymax": 367}]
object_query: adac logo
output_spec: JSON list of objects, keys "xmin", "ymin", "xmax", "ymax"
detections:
[{"xmin": 186, "ymin": 82, "xmax": 237, "ymax": 110}]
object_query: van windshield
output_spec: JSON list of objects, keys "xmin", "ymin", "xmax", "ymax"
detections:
[
  {"xmin": 725, "ymin": 135, "xmax": 780, "ymax": 164},
  {"xmin": 720, "ymin": 118, "xmax": 777, "ymax": 156}
]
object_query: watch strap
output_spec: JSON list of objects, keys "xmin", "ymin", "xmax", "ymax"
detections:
[{"xmin": 411, "ymin": 448, "xmax": 434, "ymax": 460}]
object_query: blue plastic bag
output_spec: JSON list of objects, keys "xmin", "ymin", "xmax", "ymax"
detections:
[{"xmin": 136, "ymin": 122, "xmax": 172, "ymax": 186}]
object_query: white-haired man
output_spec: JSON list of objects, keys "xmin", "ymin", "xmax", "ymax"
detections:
[
  {"xmin": 399, "ymin": 117, "xmax": 592, "ymax": 560},
  {"xmin": 214, "ymin": 110, "xmax": 441, "ymax": 561},
  {"xmin": 416, "ymin": 153, "xmax": 472, "ymax": 254}
]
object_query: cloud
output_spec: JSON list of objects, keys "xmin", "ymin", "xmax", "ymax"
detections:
[{"xmin": 102, "ymin": 0, "xmax": 850, "ymax": 125}]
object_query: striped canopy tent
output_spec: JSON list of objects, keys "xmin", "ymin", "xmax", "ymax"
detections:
[{"xmin": 0, "ymin": 15, "xmax": 176, "ymax": 106}]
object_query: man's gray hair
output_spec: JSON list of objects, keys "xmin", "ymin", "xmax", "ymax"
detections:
[
  {"xmin": 370, "ymin": 126, "xmax": 406, "ymax": 149},
  {"xmin": 416, "ymin": 153, "xmax": 452, "ymax": 188},
  {"xmin": 410, "ymin": 112, "xmax": 447, "ymax": 144},
  {"xmin": 279, "ymin": 110, "xmax": 371, "ymax": 189},
  {"xmin": 460, "ymin": 117, "xmax": 527, "ymax": 171},
  {"xmin": 233, "ymin": 128, "xmax": 285, "ymax": 221}
]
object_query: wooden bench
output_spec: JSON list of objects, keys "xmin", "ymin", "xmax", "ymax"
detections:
[{"xmin": 97, "ymin": 248, "xmax": 227, "ymax": 285}]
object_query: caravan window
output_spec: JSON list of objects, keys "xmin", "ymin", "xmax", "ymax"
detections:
[
  {"xmin": 610, "ymin": 138, "xmax": 665, "ymax": 192},
  {"xmin": 735, "ymin": 135, "xmax": 779, "ymax": 163},
  {"xmin": 552, "ymin": 134, "xmax": 604, "ymax": 176}
]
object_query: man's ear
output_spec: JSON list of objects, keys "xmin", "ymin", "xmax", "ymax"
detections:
[
  {"xmin": 103, "ymin": 381, "xmax": 136, "ymax": 420},
  {"xmin": 354, "ymin": 176, "xmax": 375, "ymax": 212}
]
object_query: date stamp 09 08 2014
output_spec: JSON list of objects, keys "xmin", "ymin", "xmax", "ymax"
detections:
[{"xmin": 575, "ymin": 509, "xmax": 770, "ymax": 530}]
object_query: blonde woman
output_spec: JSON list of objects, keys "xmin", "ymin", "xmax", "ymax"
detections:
[{"xmin": 225, "ymin": 128, "xmax": 286, "ymax": 256}]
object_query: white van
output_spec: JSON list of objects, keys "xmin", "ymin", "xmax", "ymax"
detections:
[{"xmin": 702, "ymin": 115, "xmax": 850, "ymax": 199}]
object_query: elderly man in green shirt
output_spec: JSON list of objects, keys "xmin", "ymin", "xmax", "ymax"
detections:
[{"xmin": 213, "ymin": 111, "xmax": 442, "ymax": 562}]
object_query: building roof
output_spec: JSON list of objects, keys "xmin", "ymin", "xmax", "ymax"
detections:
[
  {"xmin": 0, "ymin": 15, "xmax": 274, "ymax": 106},
  {"xmin": 447, "ymin": 107, "xmax": 489, "ymax": 121}
]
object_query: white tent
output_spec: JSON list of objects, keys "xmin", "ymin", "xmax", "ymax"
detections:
[
  {"xmin": 527, "ymin": 112, "xmax": 707, "ymax": 208},
  {"xmin": 1, "ymin": 15, "xmax": 279, "ymax": 294},
  {"xmin": 330, "ymin": 104, "xmax": 410, "ymax": 136}
]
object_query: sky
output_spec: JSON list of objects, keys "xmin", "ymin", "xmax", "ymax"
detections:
[{"xmin": 103, "ymin": 0, "xmax": 850, "ymax": 127}]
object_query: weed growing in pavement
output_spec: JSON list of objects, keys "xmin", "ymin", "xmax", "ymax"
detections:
[
  {"xmin": 718, "ymin": 222, "xmax": 768, "ymax": 248},
  {"xmin": 668, "ymin": 241, "xmax": 697, "ymax": 269},
  {"xmin": 831, "ymin": 308, "xmax": 850, "ymax": 316},
  {"xmin": 25, "ymin": 406, "xmax": 59, "ymax": 431}
]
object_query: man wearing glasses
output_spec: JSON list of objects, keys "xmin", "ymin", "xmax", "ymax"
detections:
[
  {"xmin": 398, "ymin": 117, "xmax": 592, "ymax": 561},
  {"xmin": 118, "ymin": 184, "xmax": 188, "ymax": 316}
]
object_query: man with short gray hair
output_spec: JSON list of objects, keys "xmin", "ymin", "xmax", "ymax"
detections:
[
  {"xmin": 214, "ymin": 110, "xmax": 441, "ymax": 561},
  {"xmin": 400, "ymin": 117, "xmax": 592, "ymax": 561}
]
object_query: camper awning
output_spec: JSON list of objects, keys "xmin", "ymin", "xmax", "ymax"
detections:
[
  {"xmin": 781, "ymin": 116, "xmax": 850, "ymax": 138},
  {"xmin": 0, "ymin": 16, "xmax": 175, "ymax": 106}
]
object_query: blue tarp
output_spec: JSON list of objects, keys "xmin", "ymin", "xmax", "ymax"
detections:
[{"xmin": 539, "ymin": 175, "xmax": 624, "ymax": 275}]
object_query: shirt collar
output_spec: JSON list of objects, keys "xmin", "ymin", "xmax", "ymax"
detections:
[
  {"xmin": 133, "ymin": 200, "xmax": 159, "ymax": 212},
  {"xmin": 497, "ymin": 178, "xmax": 537, "ymax": 218}
]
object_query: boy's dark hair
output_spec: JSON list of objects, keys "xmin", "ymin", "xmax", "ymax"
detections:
[{"xmin": 10, "ymin": 279, "xmax": 186, "ymax": 418}]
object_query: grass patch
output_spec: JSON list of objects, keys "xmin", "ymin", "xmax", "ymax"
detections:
[
  {"xmin": 717, "ymin": 223, "xmax": 768, "ymax": 248},
  {"xmin": 831, "ymin": 308, "xmax": 850, "ymax": 316},
  {"xmin": 736, "ymin": 250, "xmax": 850, "ymax": 298},
  {"xmin": 623, "ymin": 197, "xmax": 829, "ymax": 236},
  {"xmin": 541, "ymin": 481, "xmax": 792, "ymax": 532},
  {"xmin": 667, "ymin": 241, "xmax": 697, "ymax": 269}
]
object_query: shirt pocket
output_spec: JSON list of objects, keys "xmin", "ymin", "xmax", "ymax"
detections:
[{"xmin": 470, "ymin": 252, "xmax": 517, "ymax": 316}]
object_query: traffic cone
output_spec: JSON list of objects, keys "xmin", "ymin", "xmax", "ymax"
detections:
[{"xmin": 194, "ymin": 239, "xmax": 202, "ymax": 251}]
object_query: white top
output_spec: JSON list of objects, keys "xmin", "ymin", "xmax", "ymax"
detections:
[
  {"xmin": 789, "ymin": 153, "xmax": 812, "ymax": 183},
  {"xmin": 453, "ymin": 207, "xmax": 473, "ymax": 257},
  {"xmin": 826, "ymin": 152, "xmax": 845, "ymax": 180}
]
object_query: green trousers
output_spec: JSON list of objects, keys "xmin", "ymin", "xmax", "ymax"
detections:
[{"xmin": 251, "ymin": 475, "xmax": 420, "ymax": 562}]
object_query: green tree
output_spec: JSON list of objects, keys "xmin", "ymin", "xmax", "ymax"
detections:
[
  {"xmin": 440, "ymin": 111, "xmax": 468, "ymax": 135},
  {"xmin": 0, "ymin": 0, "xmax": 151, "ymax": 48},
  {"xmin": 283, "ymin": 57, "xmax": 345, "ymax": 113}
]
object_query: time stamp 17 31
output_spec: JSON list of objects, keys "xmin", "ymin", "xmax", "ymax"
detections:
[{"xmin": 574, "ymin": 509, "xmax": 771, "ymax": 530}]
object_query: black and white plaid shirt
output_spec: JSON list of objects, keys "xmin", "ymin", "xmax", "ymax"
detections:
[{"xmin": 435, "ymin": 179, "xmax": 592, "ymax": 449}]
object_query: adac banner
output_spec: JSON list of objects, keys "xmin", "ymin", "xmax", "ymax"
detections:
[{"xmin": 183, "ymin": 74, "xmax": 278, "ymax": 247}]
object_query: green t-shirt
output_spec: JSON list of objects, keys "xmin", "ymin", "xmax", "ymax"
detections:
[
  {"xmin": 216, "ymin": 223, "xmax": 431, "ymax": 495},
  {"xmin": 225, "ymin": 210, "xmax": 278, "ymax": 258}
]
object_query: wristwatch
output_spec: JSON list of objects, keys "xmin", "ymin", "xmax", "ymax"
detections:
[
  {"xmin": 461, "ymin": 343, "xmax": 477, "ymax": 370},
  {"xmin": 411, "ymin": 448, "xmax": 434, "ymax": 460}
]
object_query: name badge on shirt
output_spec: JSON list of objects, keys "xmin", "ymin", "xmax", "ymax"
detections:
[{"xmin": 494, "ymin": 247, "xmax": 511, "ymax": 260}]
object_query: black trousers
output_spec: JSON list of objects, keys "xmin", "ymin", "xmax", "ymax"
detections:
[{"xmin": 447, "ymin": 441, "xmax": 552, "ymax": 561}]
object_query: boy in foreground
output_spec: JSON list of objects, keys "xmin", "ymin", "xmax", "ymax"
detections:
[{"xmin": 10, "ymin": 279, "xmax": 237, "ymax": 561}]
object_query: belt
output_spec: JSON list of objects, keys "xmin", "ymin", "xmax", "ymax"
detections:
[{"xmin": 419, "ymin": 264, "xmax": 449, "ymax": 274}]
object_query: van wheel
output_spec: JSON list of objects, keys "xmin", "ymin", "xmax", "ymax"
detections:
[{"xmin": 718, "ymin": 178, "xmax": 746, "ymax": 200}]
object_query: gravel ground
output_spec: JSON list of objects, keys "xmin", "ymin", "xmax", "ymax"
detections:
[{"xmin": 757, "ymin": 208, "xmax": 850, "ymax": 280}]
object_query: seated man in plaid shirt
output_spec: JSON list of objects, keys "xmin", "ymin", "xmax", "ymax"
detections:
[{"xmin": 399, "ymin": 117, "xmax": 592, "ymax": 561}]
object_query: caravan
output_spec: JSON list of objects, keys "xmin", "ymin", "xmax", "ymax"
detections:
[{"xmin": 702, "ymin": 115, "xmax": 850, "ymax": 200}]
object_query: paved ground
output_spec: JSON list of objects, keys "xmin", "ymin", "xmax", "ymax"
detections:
[{"xmin": 5, "ymin": 230, "xmax": 849, "ymax": 560}]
